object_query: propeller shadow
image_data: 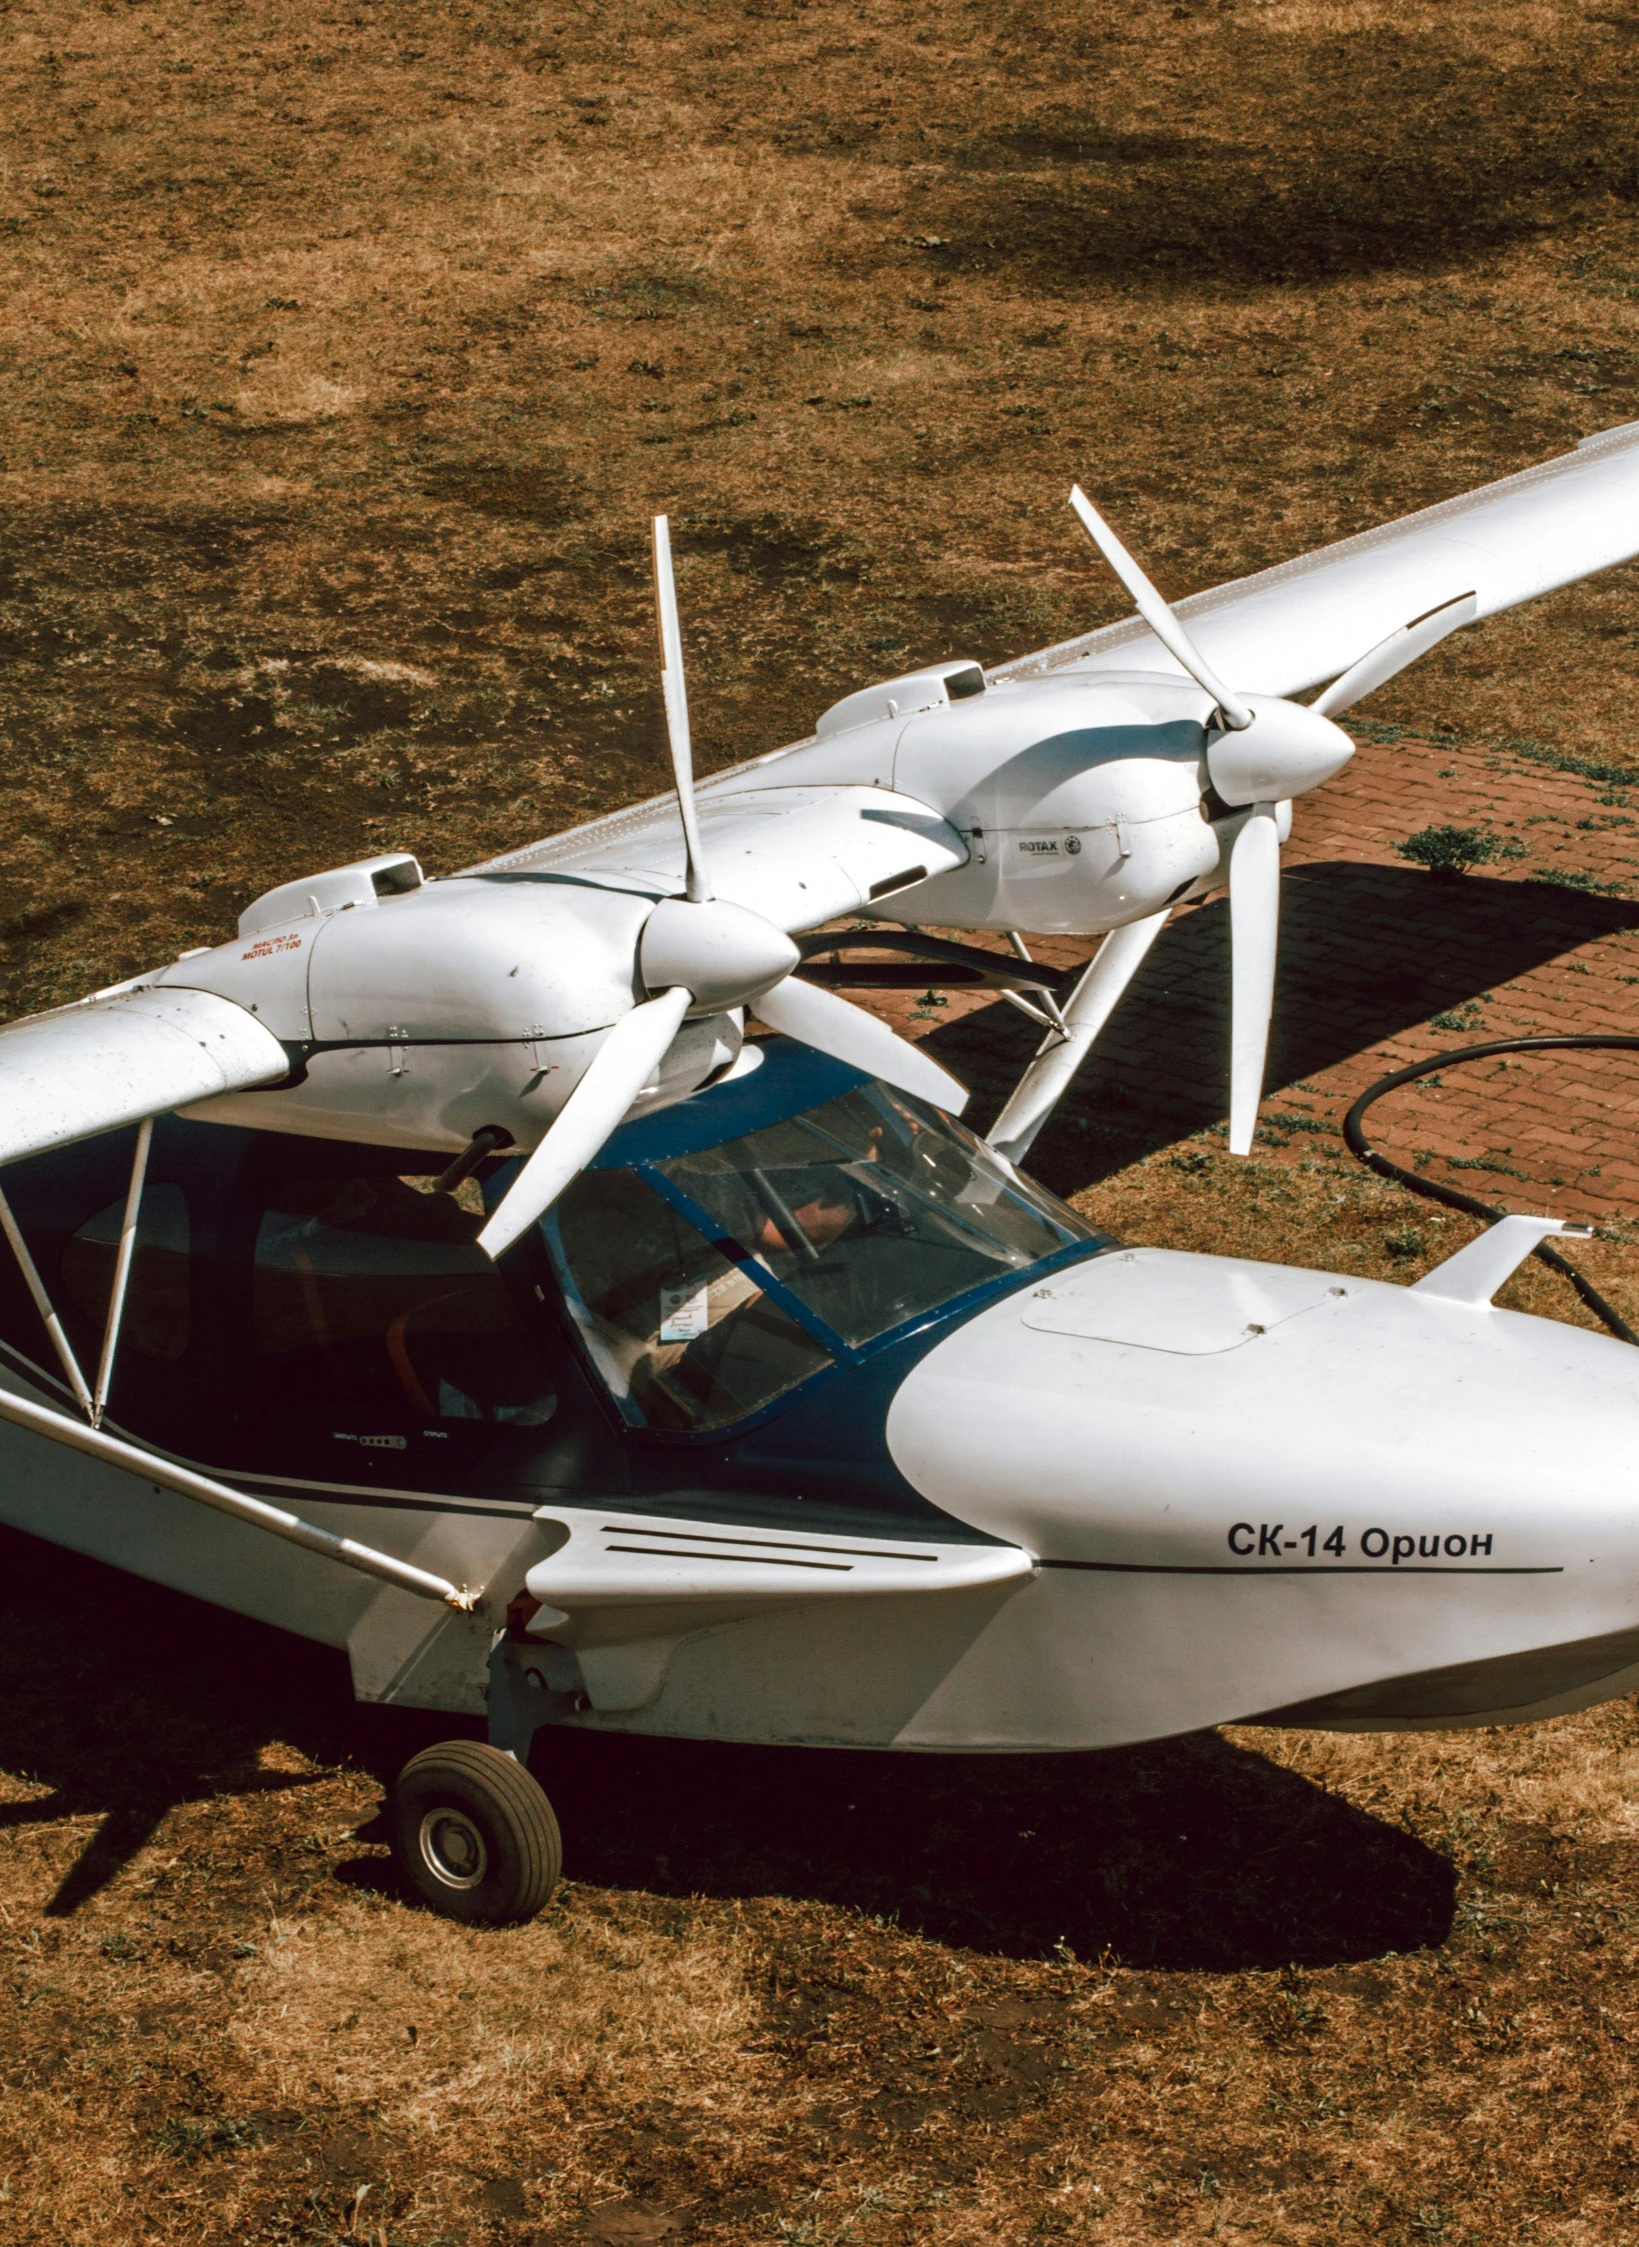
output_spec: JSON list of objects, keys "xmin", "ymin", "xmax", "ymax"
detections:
[
  {"xmin": 935, "ymin": 863, "xmax": 1639, "ymax": 1191},
  {"xmin": 0, "ymin": 1525, "xmax": 1452, "ymax": 1967}
]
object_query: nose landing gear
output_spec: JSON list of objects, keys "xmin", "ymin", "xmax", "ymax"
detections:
[{"xmin": 389, "ymin": 1740, "xmax": 562, "ymax": 1925}]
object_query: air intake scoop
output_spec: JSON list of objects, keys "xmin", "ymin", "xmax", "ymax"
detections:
[
  {"xmin": 814, "ymin": 660, "xmax": 986, "ymax": 739},
  {"xmin": 238, "ymin": 853, "xmax": 423, "ymax": 937}
]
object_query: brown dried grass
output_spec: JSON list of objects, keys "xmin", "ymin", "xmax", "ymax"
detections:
[{"xmin": 4, "ymin": 1, "xmax": 1639, "ymax": 2241}]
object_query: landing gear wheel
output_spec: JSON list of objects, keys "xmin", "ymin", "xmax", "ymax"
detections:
[{"xmin": 390, "ymin": 1741, "xmax": 562, "ymax": 1925}]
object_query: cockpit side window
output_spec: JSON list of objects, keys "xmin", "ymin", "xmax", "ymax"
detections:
[
  {"xmin": 253, "ymin": 1172, "xmax": 557, "ymax": 1426},
  {"xmin": 61, "ymin": 1183, "xmax": 191, "ymax": 1363},
  {"xmin": 548, "ymin": 1167, "xmax": 832, "ymax": 1434}
]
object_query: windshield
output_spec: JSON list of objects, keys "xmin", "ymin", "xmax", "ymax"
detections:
[
  {"xmin": 657, "ymin": 1083, "xmax": 1095, "ymax": 1344},
  {"xmin": 546, "ymin": 1080, "xmax": 1102, "ymax": 1434}
]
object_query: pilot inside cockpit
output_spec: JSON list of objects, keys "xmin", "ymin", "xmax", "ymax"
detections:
[{"xmin": 548, "ymin": 1078, "xmax": 1099, "ymax": 1436}]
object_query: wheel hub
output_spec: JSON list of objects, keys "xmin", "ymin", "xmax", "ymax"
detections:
[{"xmin": 417, "ymin": 1805, "xmax": 489, "ymax": 1891}]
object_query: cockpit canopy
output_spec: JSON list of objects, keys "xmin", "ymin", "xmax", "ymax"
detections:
[
  {"xmin": 6, "ymin": 1037, "xmax": 1106, "ymax": 1464},
  {"xmin": 541, "ymin": 1040, "xmax": 1104, "ymax": 1434}
]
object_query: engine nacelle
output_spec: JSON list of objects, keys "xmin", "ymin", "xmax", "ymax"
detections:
[
  {"xmin": 880, "ymin": 673, "xmax": 1223, "ymax": 935},
  {"xmin": 160, "ymin": 874, "xmax": 743, "ymax": 1154}
]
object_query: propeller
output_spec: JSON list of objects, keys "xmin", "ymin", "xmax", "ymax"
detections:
[
  {"xmin": 476, "ymin": 519, "xmax": 968, "ymax": 1260},
  {"xmin": 653, "ymin": 512, "xmax": 712, "ymax": 905},
  {"xmin": 1310, "ymin": 591, "xmax": 1477, "ymax": 720},
  {"xmin": 1068, "ymin": 488, "xmax": 1478, "ymax": 1155},
  {"xmin": 1069, "ymin": 487, "xmax": 1253, "ymax": 732},
  {"xmin": 478, "ymin": 989, "xmax": 692, "ymax": 1260},
  {"xmin": 754, "ymin": 975, "xmax": 967, "ymax": 1111},
  {"xmin": 1227, "ymin": 805, "xmax": 1280, "ymax": 1160}
]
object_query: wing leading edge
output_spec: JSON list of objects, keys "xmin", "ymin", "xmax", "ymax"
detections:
[
  {"xmin": 0, "ymin": 986, "xmax": 288, "ymax": 1168},
  {"xmin": 996, "ymin": 418, "xmax": 1639, "ymax": 700}
]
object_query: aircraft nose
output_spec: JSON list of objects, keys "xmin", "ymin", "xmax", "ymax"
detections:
[
  {"xmin": 882, "ymin": 1248, "xmax": 1639, "ymax": 1744},
  {"xmin": 891, "ymin": 1249, "xmax": 1639, "ymax": 1566}
]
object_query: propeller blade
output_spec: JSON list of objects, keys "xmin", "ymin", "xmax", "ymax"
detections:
[
  {"xmin": 755, "ymin": 975, "xmax": 969, "ymax": 1115},
  {"xmin": 1310, "ymin": 591, "xmax": 1478, "ymax": 720},
  {"xmin": 652, "ymin": 515, "xmax": 712, "ymax": 905},
  {"xmin": 1227, "ymin": 803, "xmax": 1281, "ymax": 1157},
  {"xmin": 477, "ymin": 986, "xmax": 693, "ymax": 1259},
  {"xmin": 1068, "ymin": 486, "xmax": 1254, "ymax": 731}
]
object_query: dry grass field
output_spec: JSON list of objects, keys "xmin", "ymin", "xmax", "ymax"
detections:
[{"xmin": 4, "ymin": 1, "xmax": 1639, "ymax": 2241}]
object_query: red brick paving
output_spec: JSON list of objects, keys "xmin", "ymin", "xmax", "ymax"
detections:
[{"xmin": 849, "ymin": 732, "xmax": 1639, "ymax": 1219}]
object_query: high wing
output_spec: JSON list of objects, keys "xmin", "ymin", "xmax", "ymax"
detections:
[
  {"xmin": 0, "ymin": 986, "xmax": 288, "ymax": 1167},
  {"xmin": 470, "ymin": 781, "xmax": 967, "ymax": 929},
  {"xmin": 481, "ymin": 419, "xmax": 1639, "ymax": 891},
  {"xmin": 996, "ymin": 417, "xmax": 1639, "ymax": 698},
  {"xmin": 3, "ymin": 438, "xmax": 1627, "ymax": 1227}
]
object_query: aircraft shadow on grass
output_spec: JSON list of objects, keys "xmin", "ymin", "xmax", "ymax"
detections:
[
  {"xmin": 0, "ymin": 1526, "xmax": 377, "ymax": 1921},
  {"xmin": 0, "ymin": 1526, "xmax": 1453, "ymax": 1969},
  {"xmin": 935, "ymin": 862, "xmax": 1639, "ymax": 1194}
]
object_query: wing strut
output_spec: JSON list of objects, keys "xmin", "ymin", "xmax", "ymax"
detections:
[
  {"xmin": 0, "ymin": 1383, "xmax": 479, "ymax": 1609},
  {"xmin": 987, "ymin": 910, "xmax": 1172, "ymax": 1164},
  {"xmin": 0, "ymin": 1119, "xmax": 157, "ymax": 1430},
  {"xmin": 0, "ymin": 1183, "xmax": 94, "ymax": 1418},
  {"xmin": 93, "ymin": 1115, "xmax": 151, "ymax": 1427}
]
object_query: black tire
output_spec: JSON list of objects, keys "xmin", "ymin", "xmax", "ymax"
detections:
[{"xmin": 390, "ymin": 1741, "xmax": 562, "ymax": 1925}]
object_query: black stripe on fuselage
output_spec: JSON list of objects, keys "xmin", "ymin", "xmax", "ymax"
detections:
[{"xmin": 1038, "ymin": 1558, "xmax": 1564, "ymax": 1576}]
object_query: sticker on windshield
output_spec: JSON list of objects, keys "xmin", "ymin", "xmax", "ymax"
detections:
[{"xmin": 660, "ymin": 1283, "xmax": 711, "ymax": 1342}]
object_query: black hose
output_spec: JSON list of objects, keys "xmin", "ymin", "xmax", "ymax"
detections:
[{"xmin": 1341, "ymin": 1034, "xmax": 1639, "ymax": 1348}]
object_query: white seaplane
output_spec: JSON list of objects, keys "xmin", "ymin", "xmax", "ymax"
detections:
[{"xmin": 0, "ymin": 425, "xmax": 1636, "ymax": 1923}]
